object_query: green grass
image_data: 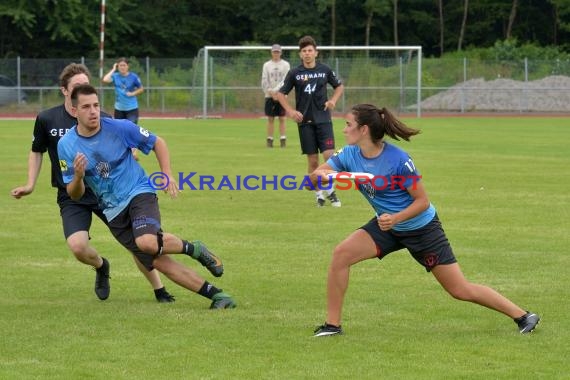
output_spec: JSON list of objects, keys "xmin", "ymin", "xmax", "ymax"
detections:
[{"xmin": 1, "ymin": 116, "xmax": 568, "ymax": 379}]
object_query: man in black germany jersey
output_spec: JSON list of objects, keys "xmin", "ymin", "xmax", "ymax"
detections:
[
  {"xmin": 10, "ymin": 63, "xmax": 174, "ymax": 302},
  {"xmin": 276, "ymin": 35, "xmax": 344, "ymax": 207}
]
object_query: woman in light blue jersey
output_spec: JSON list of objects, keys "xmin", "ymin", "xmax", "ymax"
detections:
[
  {"xmin": 103, "ymin": 57, "xmax": 144, "ymax": 160},
  {"xmin": 103, "ymin": 57, "xmax": 144, "ymax": 124},
  {"xmin": 311, "ymin": 103, "xmax": 539, "ymax": 337}
]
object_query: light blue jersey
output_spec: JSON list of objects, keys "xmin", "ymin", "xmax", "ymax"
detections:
[
  {"xmin": 58, "ymin": 117, "xmax": 156, "ymax": 221},
  {"xmin": 328, "ymin": 143, "xmax": 436, "ymax": 231},
  {"xmin": 111, "ymin": 72, "xmax": 142, "ymax": 111}
]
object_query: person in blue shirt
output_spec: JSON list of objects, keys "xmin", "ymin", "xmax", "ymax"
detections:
[
  {"xmin": 57, "ymin": 84, "xmax": 236, "ymax": 309},
  {"xmin": 103, "ymin": 57, "xmax": 144, "ymax": 124},
  {"xmin": 11, "ymin": 63, "xmax": 173, "ymax": 303},
  {"xmin": 311, "ymin": 103, "xmax": 539, "ymax": 336}
]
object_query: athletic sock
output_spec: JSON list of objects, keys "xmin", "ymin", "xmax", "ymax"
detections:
[
  {"xmin": 182, "ymin": 240, "xmax": 194, "ymax": 256},
  {"xmin": 154, "ymin": 287, "xmax": 168, "ymax": 297},
  {"xmin": 198, "ymin": 281, "xmax": 221, "ymax": 299},
  {"xmin": 315, "ymin": 190, "xmax": 324, "ymax": 199}
]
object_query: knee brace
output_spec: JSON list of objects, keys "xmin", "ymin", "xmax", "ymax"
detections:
[{"xmin": 156, "ymin": 231, "xmax": 164, "ymax": 256}]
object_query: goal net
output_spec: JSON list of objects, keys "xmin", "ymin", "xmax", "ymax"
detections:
[{"xmin": 192, "ymin": 45, "xmax": 422, "ymax": 118}]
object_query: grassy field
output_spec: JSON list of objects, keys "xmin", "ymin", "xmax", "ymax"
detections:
[{"xmin": 1, "ymin": 116, "xmax": 568, "ymax": 379}]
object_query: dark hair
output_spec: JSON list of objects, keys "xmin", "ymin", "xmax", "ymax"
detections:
[
  {"xmin": 299, "ymin": 35, "xmax": 317, "ymax": 50},
  {"xmin": 59, "ymin": 63, "xmax": 91, "ymax": 88},
  {"xmin": 116, "ymin": 57, "xmax": 129, "ymax": 64},
  {"xmin": 351, "ymin": 104, "xmax": 420, "ymax": 144},
  {"xmin": 70, "ymin": 84, "xmax": 98, "ymax": 106}
]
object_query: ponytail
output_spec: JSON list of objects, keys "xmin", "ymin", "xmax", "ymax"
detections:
[{"xmin": 352, "ymin": 104, "xmax": 420, "ymax": 144}]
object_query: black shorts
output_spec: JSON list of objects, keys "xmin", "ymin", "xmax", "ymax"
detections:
[
  {"xmin": 360, "ymin": 214, "xmax": 457, "ymax": 272},
  {"xmin": 298, "ymin": 122, "xmax": 335, "ymax": 155},
  {"xmin": 107, "ymin": 193, "xmax": 162, "ymax": 271},
  {"xmin": 114, "ymin": 108, "xmax": 139, "ymax": 124},
  {"xmin": 58, "ymin": 188, "xmax": 107, "ymax": 239},
  {"xmin": 264, "ymin": 98, "xmax": 285, "ymax": 117}
]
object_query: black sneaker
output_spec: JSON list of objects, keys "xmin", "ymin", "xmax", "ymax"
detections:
[
  {"xmin": 266, "ymin": 138, "xmax": 274, "ymax": 148},
  {"xmin": 316, "ymin": 196, "xmax": 326, "ymax": 207},
  {"xmin": 280, "ymin": 138, "xmax": 286, "ymax": 148},
  {"xmin": 314, "ymin": 323, "xmax": 343, "ymax": 337},
  {"xmin": 154, "ymin": 287, "xmax": 175, "ymax": 303},
  {"xmin": 327, "ymin": 191, "xmax": 341, "ymax": 207},
  {"xmin": 94, "ymin": 257, "xmax": 110, "ymax": 300},
  {"xmin": 191, "ymin": 241, "xmax": 224, "ymax": 277},
  {"xmin": 210, "ymin": 292, "xmax": 237, "ymax": 309},
  {"xmin": 514, "ymin": 311, "xmax": 540, "ymax": 334}
]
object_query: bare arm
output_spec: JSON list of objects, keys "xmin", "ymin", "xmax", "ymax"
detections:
[
  {"xmin": 102, "ymin": 63, "xmax": 117, "ymax": 84},
  {"xmin": 324, "ymin": 84, "xmax": 345, "ymax": 111},
  {"xmin": 378, "ymin": 181, "xmax": 430, "ymax": 231},
  {"xmin": 152, "ymin": 136, "xmax": 179, "ymax": 198},
  {"xmin": 66, "ymin": 153, "xmax": 87, "ymax": 201},
  {"xmin": 127, "ymin": 85, "xmax": 144, "ymax": 97},
  {"xmin": 308, "ymin": 162, "xmax": 336, "ymax": 189},
  {"xmin": 276, "ymin": 92, "xmax": 303, "ymax": 123},
  {"xmin": 10, "ymin": 151, "xmax": 43, "ymax": 199}
]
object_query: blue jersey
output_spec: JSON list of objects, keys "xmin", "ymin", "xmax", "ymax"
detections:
[
  {"xmin": 58, "ymin": 117, "xmax": 156, "ymax": 221},
  {"xmin": 328, "ymin": 143, "xmax": 436, "ymax": 231},
  {"xmin": 110, "ymin": 72, "xmax": 142, "ymax": 111}
]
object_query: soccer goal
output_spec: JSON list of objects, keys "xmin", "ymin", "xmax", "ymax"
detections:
[{"xmin": 193, "ymin": 45, "xmax": 422, "ymax": 118}]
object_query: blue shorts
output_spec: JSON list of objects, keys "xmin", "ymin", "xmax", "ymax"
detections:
[{"xmin": 360, "ymin": 214, "xmax": 457, "ymax": 272}]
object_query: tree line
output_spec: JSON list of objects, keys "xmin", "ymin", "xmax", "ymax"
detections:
[{"xmin": 1, "ymin": 0, "xmax": 570, "ymax": 59}]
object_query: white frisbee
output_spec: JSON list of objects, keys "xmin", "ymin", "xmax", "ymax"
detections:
[{"xmin": 330, "ymin": 171, "xmax": 374, "ymax": 180}]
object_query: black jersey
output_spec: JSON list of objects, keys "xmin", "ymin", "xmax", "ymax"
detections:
[
  {"xmin": 30, "ymin": 104, "xmax": 109, "ymax": 203},
  {"xmin": 279, "ymin": 62, "xmax": 342, "ymax": 125}
]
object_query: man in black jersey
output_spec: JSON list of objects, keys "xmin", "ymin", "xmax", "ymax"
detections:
[
  {"xmin": 11, "ymin": 63, "xmax": 174, "ymax": 302},
  {"xmin": 277, "ymin": 36, "xmax": 345, "ymax": 207}
]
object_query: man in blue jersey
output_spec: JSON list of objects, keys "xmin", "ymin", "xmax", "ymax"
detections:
[
  {"xmin": 276, "ymin": 35, "xmax": 344, "ymax": 207},
  {"xmin": 310, "ymin": 103, "xmax": 539, "ymax": 336},
  {"xmin": 57, "ymin": 84, "xmax": 236, "ymax": 309},
  {"xmin": 11, "ymin": 63, "xmax": 173, "ymax": 302}
]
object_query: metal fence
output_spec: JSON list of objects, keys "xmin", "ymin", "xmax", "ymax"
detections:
[{"xmin": 2, "ymin": 56, "xmax": 570, "ymax": 116}]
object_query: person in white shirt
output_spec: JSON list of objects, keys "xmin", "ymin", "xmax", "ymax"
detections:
[{"xmin": 261, "ymin": 44, "xmax": 290, "ymax": 148}]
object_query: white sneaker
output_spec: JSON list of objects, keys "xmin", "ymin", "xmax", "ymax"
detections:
[{"xmin": 327, "ymin": 191, "xmax": 341, "ymax": 207}]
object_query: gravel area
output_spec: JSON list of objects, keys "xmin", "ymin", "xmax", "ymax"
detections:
[{"xmin": 419, "ymin": 75, "xmax": 570, "ymax": 112}]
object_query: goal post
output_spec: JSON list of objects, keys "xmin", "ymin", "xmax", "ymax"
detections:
[{"xmin": 195, "ymin": 45, "xmax": 422, "ymax": 118}]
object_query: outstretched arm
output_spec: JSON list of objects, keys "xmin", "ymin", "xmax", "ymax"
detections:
[
  {"xmin": 308, "ymin": 162, "xmax": 336, "ymax": 189},
  {"xmin": 11, "ymin": 151, "xmax": 43, "ymax": 199}
]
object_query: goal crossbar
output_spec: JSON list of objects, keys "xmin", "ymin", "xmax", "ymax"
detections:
[{"xmin": 201, "ymin": 45, "xmax": 422, "ymax": 118}]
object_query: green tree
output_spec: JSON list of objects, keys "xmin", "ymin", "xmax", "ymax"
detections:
[{"xmin": 363, "ymin": 0, "xmax": 391, "ymax": 47}]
